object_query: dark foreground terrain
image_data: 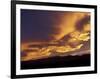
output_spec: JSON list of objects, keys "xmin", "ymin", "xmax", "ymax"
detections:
[{"xmin": 21, "ymin": 54, "xmax": 90, "ymax": 69}]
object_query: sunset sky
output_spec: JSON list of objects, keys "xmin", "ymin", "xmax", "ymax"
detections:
[{"xmin": 21, "ymin": 9, "xmax": 90, "ymax": 61}]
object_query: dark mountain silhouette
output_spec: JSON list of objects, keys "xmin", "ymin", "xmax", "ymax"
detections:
[{"xmin": 21, "ymin": 54, "xmax": 90, "ymax": 69}]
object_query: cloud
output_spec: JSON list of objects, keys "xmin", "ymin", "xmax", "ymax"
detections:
[{"xmin": 21, "ymin": 10, "xmax": 91, "ymax": 61}]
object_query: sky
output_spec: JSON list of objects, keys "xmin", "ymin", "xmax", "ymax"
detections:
[
  {"xmin": 21, "ymin": 9, "xmax": 91, "ymax": 61},
  {"xmin": 21, "ymin": 9, "xmax": 64, "ymax": 42},
  {"xmin": 21, "ymin": 9, "xmax": 90, "ymax": 43}
]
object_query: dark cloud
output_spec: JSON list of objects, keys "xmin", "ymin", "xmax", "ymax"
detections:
[{"xmin": 76, "ymin": 15, "xmax": 90, "ymax": 31}]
